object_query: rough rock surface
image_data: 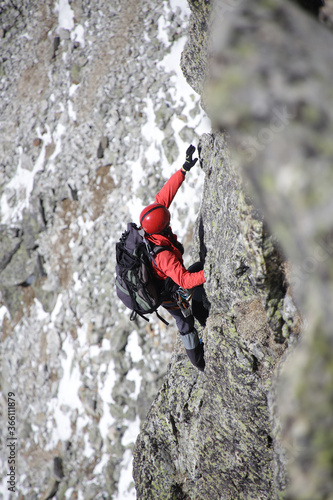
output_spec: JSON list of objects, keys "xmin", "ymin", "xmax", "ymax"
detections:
[
  {"xmin": 133, "ymin": 0, "xmax": 333, "ymax": 499},
  {"xmin": 133, "ymin": 131, "xmax": 299, "ymax": 500}
]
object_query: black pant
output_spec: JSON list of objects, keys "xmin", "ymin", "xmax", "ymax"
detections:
[{"xmin": 161, "ymin": 262, "xmax": 208, "ymax": 372}]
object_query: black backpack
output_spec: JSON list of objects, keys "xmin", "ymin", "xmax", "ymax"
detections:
[{"xmin": 115, "ymin": 223, "xmax": 169, "ymax": 324}]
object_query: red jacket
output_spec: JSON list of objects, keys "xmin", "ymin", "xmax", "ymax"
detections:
[{"xmin": 147, "ymin": 169, "xmax": 205, "ymax": 289}]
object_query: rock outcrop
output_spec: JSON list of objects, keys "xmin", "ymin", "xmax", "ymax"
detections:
[
  {"xmin": 133, "ymin": 1, "xmax": 333, "ymax": 499},
  {"xmin": 133, "ymin": 128, "xmax": 298, "ymax": 500}
]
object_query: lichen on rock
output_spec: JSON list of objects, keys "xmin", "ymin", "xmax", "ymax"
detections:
[
  {"xmin": 133, "ymin": 132, "xmax": 295, "ymax": 499},
  {"xmin": 133, "ymin": 0, "xmax": 333, "ymax": 499}
]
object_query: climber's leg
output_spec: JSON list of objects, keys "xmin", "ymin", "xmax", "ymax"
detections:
[
  {"xmin": 162, "ymin": 302, "xmax": 205, "ymax": 371},
  {"xmin": 179, "ymin": 329, "xmax": 205, "ymax": 372}
]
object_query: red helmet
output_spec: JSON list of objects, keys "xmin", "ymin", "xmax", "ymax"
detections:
[{"xmin": 140, "ymin": 203, "xmax": 170, "ymax": 234}]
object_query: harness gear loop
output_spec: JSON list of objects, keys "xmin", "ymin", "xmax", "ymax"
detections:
[{"xmin": 175, "ymin": 287, "xmax": 194, "ymax": 318}]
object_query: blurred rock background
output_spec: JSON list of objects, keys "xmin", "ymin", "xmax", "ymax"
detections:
[{"xmin": 0, "ymin": 1, "xmax": 209, "ymax": 498}]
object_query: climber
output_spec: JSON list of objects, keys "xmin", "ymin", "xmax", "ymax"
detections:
[{"xmin": 139, "ymin": 145, "xmax": 208, "ymax": 372}]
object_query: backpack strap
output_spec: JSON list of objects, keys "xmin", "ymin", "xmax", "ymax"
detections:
[
  {"xmin": 150, "ymin": 245, "xmax": 170, "ymax": 273},
  {"xmin": 131, "ymin": 310, "xmax": 149, "ymax": 322},
  {"xmin": 130, "ymin": 304, "xmax": 170, "ymax": 326},
  {"xmin": 138, "ymin": 228, "xmax": 172, "ymax": 325},
  {"xmin": 139, "ymin": 228, "xmax": 170, "ymax": 272},
  {"xmin": 155, "ymin": 310, "xmax": 169, "ymax": 326}
]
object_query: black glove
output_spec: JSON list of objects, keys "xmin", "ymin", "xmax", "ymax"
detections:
[{"xmin": 182, "ymin": 144, "xmax": 198, "ymax": 172}]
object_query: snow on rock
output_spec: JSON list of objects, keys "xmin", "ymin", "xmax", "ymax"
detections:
[{"xmin": 56, "ymin": 0, "xmax": 75, "ymax": 32}]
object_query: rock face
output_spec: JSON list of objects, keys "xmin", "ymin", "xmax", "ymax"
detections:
[
  {"xmin": 133, "ymin": 1, "xmax": 333, "ymax": 499},
  {"xmin": 133, "ymin": 131, "xmax": 297, "ymax": 500}
]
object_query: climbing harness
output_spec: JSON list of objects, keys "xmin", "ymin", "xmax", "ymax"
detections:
[{"xmin": 175, "ymin": 287, "xmax": 193, "ymax": 318}]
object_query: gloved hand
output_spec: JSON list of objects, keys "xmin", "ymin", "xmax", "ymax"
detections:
[{"xmin": 182, "ymin": 144, "xmax": 198, "ymax": 172}]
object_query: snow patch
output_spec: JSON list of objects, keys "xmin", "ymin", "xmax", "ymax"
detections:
[
  {"xmin": 0, "ymin": 305, "xmax": 9, "ymax": 323},
  {"xmin": 0, "ymin": 127, "xmax": 52, "ymax": 223},
  {"xmin": 170, "ymin": 0, "xmax": 191, "ymax": 12},
  {"xmin": 46, "ymin": 336, "xmax": 84, "ymax": 448},
  {"xmin": 77, "ymin": 215, "xmax": 95, "ymax": 236},
  {"xmin": 71, "ymin": 24, "xmax": 85, "ymax": 48},
  {"xmin": 77, "ymin": 323, "xmax": 88, "ymax": 348},
  {"xmin": 65, "ymin": 488, "xmax": 75, "ymax": 499},
  {"xmin": 117, "ymin": 416, "xmax": 141, "ymax": 498},
  {"xmin": 68, "ymin": 100, "xmax": 77, "ymax": 121},
  {"xmin": 93, "ymin": 453, "xmax": 109, "ymax": 475},
  {"xmin": 48, "ymin": 123, "xmax": 67, "ymax": 164},
  {"xmin": 122, "ymin": 416, "xmax": 141, "ymax": 448},
  {"xmin": 127, "ymin": 368, "xmax": 142, "ymax": 399},
  {"xmin": 69, "ymin": 84, "xmax": 79, "ymax": 97},
  {"xmin": 51, "ymin": 293, "xmax": 63, "ymax": 323},
  {"xmin": 34, "ymin": 298, "xmax": 51, "ymax": 322},
  {"xmin": 141, "ymin": 97, "xmax": 165, "ymax": 163},
  {"xmin": 56, "ymin": 0, "xmax": 75, "ymax": 31},
  {"xmin": 157, "ymin": 13, "xmax": 170, "ymax": 48},
  {"xmin": 98, "ymin": 360, "xmax": 116, "ymax": 438},
  {"xmin": 117, "ymin": 449, "xmax": 136, "ymax": 499},
  {"xmin": 126, "ymin": 330, "xmax": 143, "ymax": 363},
  {"xmin": 73, "ymin": 272, "xmax": 82, "ymax": 292}
]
